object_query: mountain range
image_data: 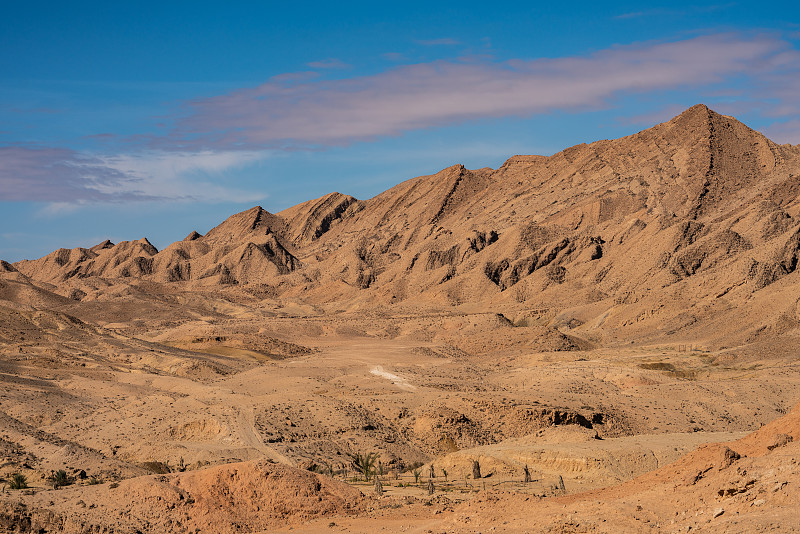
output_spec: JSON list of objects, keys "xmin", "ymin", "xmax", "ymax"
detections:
[{"xmin": 7, "ymin": 104, "xmax": 800, "ymax": 351}]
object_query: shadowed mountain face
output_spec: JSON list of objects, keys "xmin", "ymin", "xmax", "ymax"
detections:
[{"xmin": 10, "ymin": 105, "xmax": 800, "ymax": 348}]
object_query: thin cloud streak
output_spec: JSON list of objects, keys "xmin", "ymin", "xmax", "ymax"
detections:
[
  {"xmin": 96, "ymin": 150, "xmax": 267, "ymax": 201},
  {"xmin": 613, "ymin": 4, "xmax": 739, "ymax": 19},
  {"xmin": 414, "ymin": 38, "xmax": 461, "ymax": 46},
  {"xmin": 0, "ymin": 146, "xmax": 143, "ymax": 202},
  {"xmin": 174, "ymin": 33, "xmax": 794, "ymax": 149},
  {"xmin": 0, "ymin": 146, "xmax": 267, "ymax": 204},
  {"xmin": 306, "ymin": 58, "xmax": 350, "ymax": 69}
]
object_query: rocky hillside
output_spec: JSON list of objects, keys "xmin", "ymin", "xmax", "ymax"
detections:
[{"xmin": 11, "ymin": 104, "xmax": 800, "ymax": 347}]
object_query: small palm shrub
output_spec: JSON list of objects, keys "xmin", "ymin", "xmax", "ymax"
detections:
[
  {"xmin": 412, "ymin": 468, "xmax": 421, "ymax": 484},
  {"xmin": 9, "ymin": 473, "xmax": 27, "ymax": 490},
  {"xmin": 348, "ymin": 451, "xmax": 379, "ymax": 481},
  {"xmin": 50, "ymin": 469, "xmax": 71, "ymax": 489}
]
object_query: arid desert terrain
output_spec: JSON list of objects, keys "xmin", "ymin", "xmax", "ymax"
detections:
[{"xmin": 2, "ymin": 104, "xmax": 800, "ymax": 532}]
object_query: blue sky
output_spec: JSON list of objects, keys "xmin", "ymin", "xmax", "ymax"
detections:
[{"xmin": 2, "ymin": 1, "xmax": 799, "ymax": 261}]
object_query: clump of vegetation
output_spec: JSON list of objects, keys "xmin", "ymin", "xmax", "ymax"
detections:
[
  {"xmin": 9, "ymin": 473, "xmax": 28, "ymax": 490},
  {"xmin": 87, "ymin": 476, "xmax": 102, "ymax": 485},
  {"xmin": 412, "ymin": 468, "xmax": 421, "ymax": 484},
  {"xmin": 348, "ymin": 451, "xmax": 379, "ymax": 481},
  {"xmin": 49, "ymin": 469, "xmax": 72, "ymax": 489}
]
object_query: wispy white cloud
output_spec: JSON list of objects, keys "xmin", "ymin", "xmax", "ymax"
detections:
[
  {"xmin": 306, "ymin": 58, "xmax": 350, "ymax": 69},
  {"xmin": 38, "ymin": 201, "xmax": 91, "ymax": 216},
  {"xmin": 0, "ymin": 146, "xmax": 267, "ymax": 205},
  {"xmin": 613, "ymin": 10, "xmax": 649, "ymax": 19},
  {"xmin": 172, "ymin": 33, "xmax": 794, "ymax": 149},
  {"xmin": 268, "ymin": 71, "xmax": 320, "ymax": 83},
  {"xmin": 95, "ymin": 150, "xmax": 268, "ymax": 201},
  {"xmin": 613, "ymin": 4, "xmax": 739, "ymax": 20},
  {"xmin": 415, "ymin": 38, "xmax": 461, "ymax": 46},
  {"xmin": 0, "ymin": 146, "xmax": 140, "ymax": 202}
]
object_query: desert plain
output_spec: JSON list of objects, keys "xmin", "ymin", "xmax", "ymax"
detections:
[{"xmin": 2, "ymin": 105, "xmax": 800, "ymax": 532}]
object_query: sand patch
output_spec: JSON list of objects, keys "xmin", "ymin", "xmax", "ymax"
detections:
[{"xmin": 370, "ymin": 365, "xmax": 416, "ymax": 390}]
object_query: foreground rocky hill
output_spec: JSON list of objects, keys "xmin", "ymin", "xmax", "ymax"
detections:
[{"xmin": 3, "ymin": 398, "xmax": 798, "ymax": 533}]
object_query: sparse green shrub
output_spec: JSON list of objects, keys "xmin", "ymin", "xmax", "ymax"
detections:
[
  {"xmin": 87, "ymin": 477, "xmax": 102, "ymax": 485},
  {"xmin": 50, "ymin": 469, "xmax": 71, "ymax": 489},
  {"xmin": 9, "ymin": 473, "xmax": 27, "ymax": 490},
  {"xmin": 348, "ymin": 451, "xmax": 379, "ymax": 481},
  {"xmin": 412, "ymin": 468, "xmax": 421, "ymax": 484}
]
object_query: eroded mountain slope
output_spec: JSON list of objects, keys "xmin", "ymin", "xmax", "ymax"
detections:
[{"xmin": 11, "ymin": 105, "xmax": 800, "ymax": 350}]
